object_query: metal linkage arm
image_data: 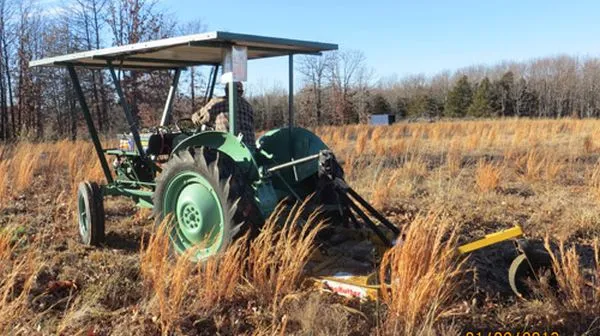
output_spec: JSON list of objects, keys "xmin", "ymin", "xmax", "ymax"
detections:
[
  {"xmin": 339, "ymin": 192, "xmax": 392, "ymax": 247},
  {"xmin": 267, "ymin": 153, "xmax": 320, "ymax": 174},
  {"xmin": 345, "ymin": 187, "xmax": 400, "ymax": 235}
]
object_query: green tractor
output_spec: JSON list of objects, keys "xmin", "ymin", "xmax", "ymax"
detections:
[
  {"xmin": 30, "ymin": 32, "xmax": 397, "ymax": 260},
  {"xmin": 30, "ymin": 32, "xmax": 553, "ymax": 298}
]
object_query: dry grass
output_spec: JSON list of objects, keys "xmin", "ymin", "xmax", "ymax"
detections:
[
  {"xmin": 2, "ymin": 118, "xmax": 600, "ymax": 334},
  {"xmin": 138, "ymin": 199, "xmax": 324, "ymax": 335},
  {"xmin": 245, "ymin": 199, "xmax": 325, "ymax": 309},
  {"xmin": 12, "ymin": 142, "xmax": 38, "ymax": 194},
  {"xmin": 372, "ymin": 170, "xmax": 401, "ymax": 209},
  {"xmin": 446, "ymin": 143, "xmax": 463, "ymax": 177},
  {"xmin": 0, "ymin": 159, "xmax": 10, "ymax": 207},
  {"xmin": 0, "ymin": 226, "xmax": 41, "ymax": 335},
  {"xmin": 475, "ymin": 160, "xmax": 502, "ymax": 193},
  {"xmin": 379, "ymin": 212, "xmax": 465, "ymax": 336},
  {"xmin": 539, "ymin": 238, "xmax": 600, "ymax": 314},
  {"xmin": 140, "ymin": 217, "xmax": 247, "ymax": 335}
]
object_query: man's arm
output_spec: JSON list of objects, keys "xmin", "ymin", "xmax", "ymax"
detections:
[{"xmin": 192, "ymin": 97, "xmax": 226, "ymax": 126}]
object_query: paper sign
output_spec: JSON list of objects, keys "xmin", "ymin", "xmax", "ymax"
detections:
[{"xmin": 221, "ymin": 45, "xmax": 247, "ymax": 83}]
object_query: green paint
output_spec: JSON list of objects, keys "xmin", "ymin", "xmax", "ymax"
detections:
[
  {"xmin": 163, "ymin": 171, "xmax": 225, "ymax": 261},
  {"xmin": 256, "ymin": 127, "xmax": 328, "ymax": 183}
]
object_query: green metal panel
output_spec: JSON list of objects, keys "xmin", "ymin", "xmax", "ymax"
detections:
[
  {"xmin": 171, "ymin": 131, "xmax": 259, "ymax": 180},
  {"xmin": 256, "ymin": 127, "xmax": 328, "ymax": 195},
  {"xmin": 252, "ymin": 178, "xmax": 279, "ymax": 217}
]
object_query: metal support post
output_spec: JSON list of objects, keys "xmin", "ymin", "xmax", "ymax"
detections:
[
  {"xmin": 228, "ymin": 77, "xmax": 237, "ymax": 137},
  {"xmin": 208, "ymin": 64, "xmax": 219, "ymax": 102},
  {"xmin": 107, "ymin": 61, "xmax": 146, "ymax": 158},
  {"xmin": 160, "ymin": 68, "xmax": 181, "ymax": 126},
  {"xmin": 288, "ymin": 54, "xmax": 294, "ymax": 129},
  {"xmin": 288, "ymin": 54, "xmax": 299, "ymax": 181},
  {"xmin": 67, "ymin": 65, "xmax": 114, "ymax": 184}
]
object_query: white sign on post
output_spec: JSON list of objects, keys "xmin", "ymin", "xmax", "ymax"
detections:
[{"xmin": 221, "ymin": 45, "xmax": 248, "ymax": 84}]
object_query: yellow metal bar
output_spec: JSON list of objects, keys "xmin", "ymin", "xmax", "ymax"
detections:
[{"xmin": 458, "ymin": 226, "xmax": 523, "ymax": 254}]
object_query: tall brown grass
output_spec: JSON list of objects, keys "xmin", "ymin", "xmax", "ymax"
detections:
[
  {"xmin": 140, "ymin": 200, "xmax": 324, "ymax": 335},
  {"xmin": 12, "ymin": 142, "xmax": 38, "ymax": 194},
  {"xmin": 475, "ymin": 160, "xmax": 502, "ymax": 193},
  {"xmin": 379, "ymin": 212, "xmax": 465, "ymax": 336},
  {"xmin": 373, "ymin": 170, "xmax": 400, "ymax": 209},
  {"xmin": 140, "ymin": 217, "xmax": 247, "ymax": 335},
  {"xmin": 446, "ymin": 143, "xmax": 463, "ymax": 177},
  {"xmin": 0, "ymin": 159, "xmax": 10, "ymax": 207},
  {"xmin": 245, "ymin": 200, "xmax": 325, "ymax": 311},
  {"xmin": 583, "ymin": 135, "xmax": 594, "ymax": 154},
  {"xmin": 355, "ymin": 132, "xmax": 367, "ymax": 154},
  {"xmin": 539, "ymin": 238, "xmax": 600, "ymax": 314}
]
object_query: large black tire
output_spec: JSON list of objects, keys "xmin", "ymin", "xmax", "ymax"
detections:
[
  {"xmin": 153, "ymin": 147, "xmax": 252, "ymax": 261},
  {"xmin": 77, "ymin": 181, "xmax": 105, "ymax": 246},
  {"xmin": 193, "ymin": 147, "xmax": 264, "ymax": 236}
]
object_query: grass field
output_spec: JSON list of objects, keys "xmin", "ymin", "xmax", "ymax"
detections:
[{"xmin": 1, "ymin": 119, "xmax": 599, "ymax": 335}]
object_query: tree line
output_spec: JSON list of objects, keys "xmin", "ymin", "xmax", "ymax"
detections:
[
  {"xmin": 283, "ymin": 54, "xmax": 600, "ymax": 127},
  {"xmin": 1, "ymin": 0, "xmax": 600, "ymax": 142}
]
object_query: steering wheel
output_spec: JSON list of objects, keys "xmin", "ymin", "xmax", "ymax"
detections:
[{"xmin": 176, "ymin": 118, "xmax": 196, "ymax": 133}]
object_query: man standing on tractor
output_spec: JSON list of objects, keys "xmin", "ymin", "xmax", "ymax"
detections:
[{"xmin": 191, "ymin": 81, "xmax": 256, "ymax": 151}]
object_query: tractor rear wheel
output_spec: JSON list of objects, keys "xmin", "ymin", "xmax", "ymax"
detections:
[
  {"xmin": 77, "ymin": 181, "xmax": 105, "ymax": 246},
  {"xmin": 153, "ymin": 148, "xmax": 243, "ymax": 262}
]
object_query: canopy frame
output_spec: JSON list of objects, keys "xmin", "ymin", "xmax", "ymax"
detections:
[{"xmin": 30, "ymin": 32, "xmax": 338, "ymax": 185}]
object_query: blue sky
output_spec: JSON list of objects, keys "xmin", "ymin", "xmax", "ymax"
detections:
[
  {"xmin": 44, "ymin": 0, "xmax": 600, "ymax": 92},
  {"xmin": 161, "ymin": 0, "xmax": 600, "ymax": 91}
]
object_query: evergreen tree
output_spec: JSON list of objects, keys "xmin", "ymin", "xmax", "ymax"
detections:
[
  {"xmin": 468, "ymin": 77, "xmax": 495, "ymax": 117},
  {"xmin": 515, "ymin": 78, "xmax": 538, "ymax": 117},
  {"xmin": 371, "ymin": 93, "xmax": 391, "ymax": 114},
  {"xmin": 395, "ymin": 96, "xmax": 408, "ymax": 119},
  {"xmin": 408, "ymin": 93, "xmax": 439, "ymax": 117},
  {"xmin": 496, "ymin": 71, "xmax": 515, "ymax": 116},
  {"xmin": 444, "ymin": 75, "xmax": 472, "ymax": 117}
]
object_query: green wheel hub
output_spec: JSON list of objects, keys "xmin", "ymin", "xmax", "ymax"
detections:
[{"xmin": 163, "ymin": 171, "xmax": 226, "ymax": 261}]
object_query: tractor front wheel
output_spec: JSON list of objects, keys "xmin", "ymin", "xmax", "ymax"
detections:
[
  {"xmin": 77, "ymin": 181, "xmax": 105, "ymax": 246},
  {"xmin": 153, "ymin": 148, "xmax": 240, "ymax": 262}
]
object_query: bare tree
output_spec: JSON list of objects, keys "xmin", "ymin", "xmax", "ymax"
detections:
[
  {"xmin": 106, "ymin": 0, "xmax": 175, "ymax": 127},
  {"xmin": 70, "ymin": 0, "xmax": 109, "ymax": 132},
  {"xmin": 327, "ymin": 49, "xmax": 368, "ymax": 124},
  {"xmin": 298, "ymin": 53, "xmax": 332, "ymax": 125},
  {"xmin": 178, "ymin": 19, "xmax": 207, "ymax": 114}
]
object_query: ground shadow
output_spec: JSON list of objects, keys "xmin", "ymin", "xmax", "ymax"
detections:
[{"xmin": 103, "ymin": 230, "xmax": 149, "ymax": 253}]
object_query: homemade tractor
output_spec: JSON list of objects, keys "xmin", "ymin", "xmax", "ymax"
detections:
[{"xmin": 30, "ymin": 32, "xmax": 552, "ymax": 299}]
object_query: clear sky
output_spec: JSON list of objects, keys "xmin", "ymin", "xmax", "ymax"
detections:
[
  {"xmin": 45, "ymin": 0, "xmax": 600, "ymax": 93},
  {"xmin": 161, "ymin": 0, "xmax": 600, "ymax": 91}
]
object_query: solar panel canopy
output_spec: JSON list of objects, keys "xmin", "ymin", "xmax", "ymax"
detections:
[{"xmin": 29, "ymin": 31, "xmax": 338, "ymax": 70}]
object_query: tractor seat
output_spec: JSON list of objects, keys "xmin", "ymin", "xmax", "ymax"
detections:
[{"xmin": 140, "ymin": 132, "xmax": 180, "ymax": 156}]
